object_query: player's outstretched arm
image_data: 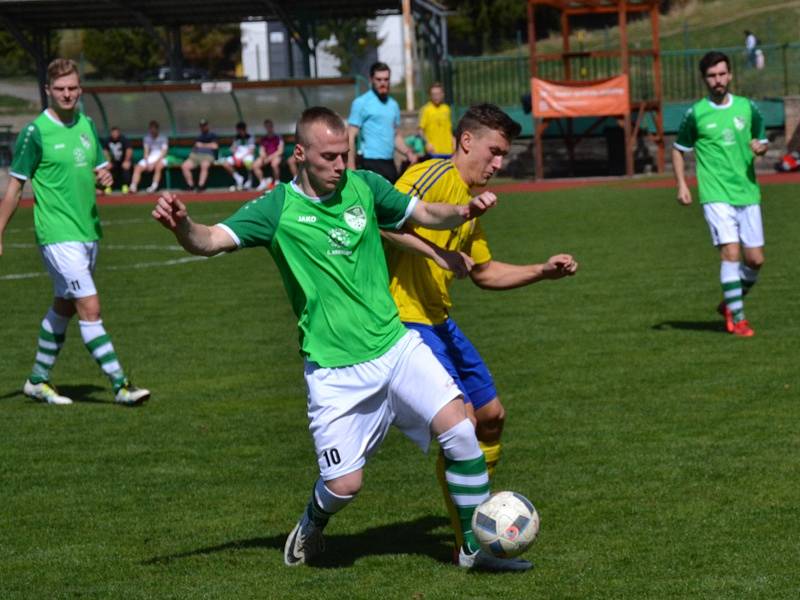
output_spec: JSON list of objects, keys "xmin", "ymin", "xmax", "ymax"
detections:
[
  {"xmin": 0, "ymin": 176, "xmax": 24, "ymax": 256},
  {"xmin": 409, "ymin": 191, "xmax": 497, "ymax": 230},
  {"xmin": 152, "ymin": 191, "xmax": 237, "ymax": 257},
  {"xmin": 470, "ymin": 254, "xmax": 578, "ymax": 290},
  {"xmin": 671, "ymin": 147, "xmax": 692, "ymax": 205},
  {"xmin": 381, "ymin": 228, "xmax": 475, "ymax": 278}
]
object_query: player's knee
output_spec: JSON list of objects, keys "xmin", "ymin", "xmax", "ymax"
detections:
[
  {"xmin": 325, "ymin": 471, "xmax": 362, "ymax": 497},
  {"xmin": 745, "ymin": 254, "xmax": 764, "ymax": 269},
  {"xmin": 437, "ymin": 418, "xmax": 481, "ymax": 461}
]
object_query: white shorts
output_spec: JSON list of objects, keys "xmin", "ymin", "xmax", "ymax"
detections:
[
  {"xmin": 225, "ymin": 154, "xmax": 254, "ymax": 168},
  {"xmin": 137, "ymin": 154, "xmax": 167, "ymax": 168},
  {"xmin": 39, "ymin": 241, "xmax": 99, "ymax": 299},
  {"xmin": 304, "ymin": 330, "xmax": 462, "ymax": 480},
  {"xmin": 703, "ymin": 203, "xmax": 764, "ymax": 248}
]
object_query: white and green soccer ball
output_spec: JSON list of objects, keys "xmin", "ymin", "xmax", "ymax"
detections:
[{"xmin": 471, "ymin": 491, "xmax": 540, "ymax": 558}]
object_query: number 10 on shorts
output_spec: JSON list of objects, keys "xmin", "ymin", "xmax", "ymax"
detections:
[{"xmin": 321, "ymin": 448, "xmax": 341, "ymax": 468}]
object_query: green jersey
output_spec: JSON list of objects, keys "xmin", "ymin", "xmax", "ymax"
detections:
[
  {"xmin": 10, "ymin": 110, "xmax": 107, "ymax": 245},
  {"xmin": 674, "ymin": 94, "xmax": 767, "ymax": 206},
  {"xmin": 220, "ymin": 169, "xmax": 416, "ymax": 368}
]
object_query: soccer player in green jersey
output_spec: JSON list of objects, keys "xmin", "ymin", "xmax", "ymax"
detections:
[
  {"xmin": 153, "ymin": 106, "xmax": 529, "ymax": 571},
  {"xmin": 672, "ymin": 51, "xmax": 768, "ymax": 337},
  {"xmin": 0, "ymin": 58, "xmax": 150, "ymax": 406}
]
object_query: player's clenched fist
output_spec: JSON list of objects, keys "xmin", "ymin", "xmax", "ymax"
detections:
[
  {"xmin": 152, "ymin": 192, "xmax": 188, "ymax": 231},
  {"xmin": 462, "ymin": 191, "xmax": 497, "ymax": 220},
  {"xmin": 543, "ymin": 254, "xmax": 578, "ymax": 279}
]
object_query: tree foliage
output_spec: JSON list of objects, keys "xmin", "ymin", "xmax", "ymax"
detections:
[
  {"xmin": 316, "ymin": 19, "xmax": 382, "ymax": 76},
  {"xmin": 182, "ymin": 25, "xmax": 241, "ymax": 76},
  {"xmin": 83, "ymin": 28, "xmax": 163, "ymax": 80}
]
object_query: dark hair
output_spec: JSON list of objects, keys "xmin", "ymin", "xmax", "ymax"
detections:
[
  {"xmin": 295, "ymin": 106, "xmax": 346, "ymax": 146},
  {"xmin": 235, "ymin": 121, "xmax": 247, "ymax": 129},
  {"xmin": 263, "ymin": 118, "xmax": 273, "ymax": 126},
  {"xmin": 429, "ymin": 81, "xmax": 444, "ymax": 92},
  {"xmin": 47, "ymin": 58, "xmax": 79, "ymax": 85},
  {"xmin": 110, "ymin": 125, "xmax": 120, "ymax": 132},
  {"xmin": 699, "ymin": 51, "xmax": 730, "ymax": 76},
  {"xmin": 454, "ymin": 103, "xmax": 521, "ymax": 145},
  {"xmin": 370, "ymin": 62, "xmax": 390, "ymax": 77},
  {"xmin": 148, "ymin": 120, "xmax": 159, "ymax": 129}
]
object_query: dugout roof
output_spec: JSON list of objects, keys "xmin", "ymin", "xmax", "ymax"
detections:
[{"xmin": 0, "ymin": 0, "xmax": 405, "ymax": 29}]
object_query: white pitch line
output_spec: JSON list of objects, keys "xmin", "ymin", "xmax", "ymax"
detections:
[
  {"xmin": 0, "ymin": 255, "xmax": 208, "ymax": 281},
  {"xmin": 7, "ymin": 243, "xmax": 185, "ymax": 251}
]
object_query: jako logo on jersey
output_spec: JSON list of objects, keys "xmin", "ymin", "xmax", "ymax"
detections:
[
  {"xmin": 344, "ymin": 205, "xmax": 367, "ymax": 231},
  {"xmin": 706, "ymin": 123, "xmax": 717, "ymax": 129},
  {"xmin": 733, "ymin": 116, "xmax": 746, "ymax": 131},
  {"xmin": 298, "ymin": 215, "xmax": 317, "ymax": 223},
  {"xmin": 54, "ymin": 143, "xmax": 65, "ymax": 149},
  {"xmin": 80, "ymin": 133, "xmax": 91, "ymax": 149}
]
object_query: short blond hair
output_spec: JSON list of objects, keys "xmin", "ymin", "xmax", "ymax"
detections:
[{"xmin": 47, "ymin": 58, "xmax": 79, "ymax": 85}]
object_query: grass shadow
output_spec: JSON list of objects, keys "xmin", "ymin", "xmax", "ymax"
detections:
[
  {"xmin": 651, "ymin": 320, "xmax": 727, "ymax": 334},
  {"xmin": 0, "ymin": 383, "xmax": 110, "ymax": 404},
  {"xmin": 143, "ymin": 515, "xmax": 452, "ymax": 568}
]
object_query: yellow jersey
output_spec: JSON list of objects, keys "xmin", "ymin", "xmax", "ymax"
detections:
[
  {"xmin": 387, "ymin": 159, "xmax": 492, "ymax": 325},
  {"xmin": 418, "ymin": 102, "xmax": 454, "ymax": 155}
]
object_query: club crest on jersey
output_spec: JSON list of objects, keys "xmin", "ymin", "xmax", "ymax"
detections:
[
  {"xmin": 722, "ymin": 128, "xmax": 736, "ymax": 145},
  {"xmin": 327, "ymin": 227, "xmax": 352, "ymax": 255},
  {"xmin": 73, "ymin": 147, "xmax": 87, "ymax": 166},
  {"xmin": 79, "ymin": 133, "xmax": 91, "ymax": 149},
  {"xmin": 733, "ymin": 116, "xmax": 746, "ymax": 131},
  {"xmin": 343, "ymin": 205, "xmax": 367, "ymax": 231}
]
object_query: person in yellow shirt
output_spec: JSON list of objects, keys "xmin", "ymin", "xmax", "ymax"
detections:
[
  {"xmin": 385, "ymin": 103, "xmax": 578, "ymax": 556},
  {"xmin": 418, "ymin": 82, "xmax": 454, "ymax": 158}
]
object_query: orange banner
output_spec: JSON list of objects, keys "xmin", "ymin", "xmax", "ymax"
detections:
[{"xmin": 531, "ymin": 75, "xmax": 630, "ymax": 118}]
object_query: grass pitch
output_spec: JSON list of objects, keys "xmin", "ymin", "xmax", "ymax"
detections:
[{"xmin": 1, "ymin": 181, "xmax": 798, "ymax": 599}]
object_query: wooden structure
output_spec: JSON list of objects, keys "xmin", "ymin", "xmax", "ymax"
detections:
[{"xmin": 526, "ymin": 0, "xmax": 664, "ymax": 178}]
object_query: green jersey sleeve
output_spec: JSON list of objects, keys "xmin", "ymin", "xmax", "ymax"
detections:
[
  {"xmin": 219, "ymin": 188, "xmax": 286, "ymax": 248},
  {"xmin": 9, "ymin": 122, "xmax": 42, "ymax": 180},
  {"xmin": 674, "ymin": 107, "xmax": 697, "ymax": 151},
  {"xmin": 750, "ymin": 101, "xmax": 767, "ymax": 142},
  {"xmin": 355, "ymin": 169, "xmax": 416, "ymax": 230}
]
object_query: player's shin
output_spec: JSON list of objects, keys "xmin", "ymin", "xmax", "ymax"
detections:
[
  {"xmin": 720, "ymin": 261, "xmax": 745, "ymax": 323},
  {"xmin": 306, "ymin": 477, "xmax": 355, "ymax": 530},
  {"xmin": 29, "ymin": 308, "xmax": 70, "ymax": 383},
  {"xmin": 478, "ymin": 440, "xmax": 502, "ymax": 482},
  {"xmin": 740, "ymin": 264, "xmax": 760, "ymax": 296},
  {"xmin": 437, "ymin": 419, "xmax": 490, "ymax": 554},
  {"xmin": 79, "ymin": 320, "xmax": 127, "ymax": 390}
]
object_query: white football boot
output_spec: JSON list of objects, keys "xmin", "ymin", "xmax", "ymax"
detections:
[
  {"xmin": 114, "ymin": 382, "xmax": 150, "ymax": 406},
  {"xmin": 23, "ymin": 380, "xmax": 72, "ymax": 405},
  {"xmin": 284, "ymin": 512, "xmax": 325, "ymax": 566},
  {"xmin": 458, "ymin": 547, "xmax": 532, "ymax": 572}
]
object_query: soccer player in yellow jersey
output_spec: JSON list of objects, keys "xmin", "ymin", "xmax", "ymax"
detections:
[
  {"xmin": 384, "ymin": 103, "xmax": 578, "ymax": 555},
  {"xmin": 418, "ymin": 82, "xmax": 454, "ymax": 158}
]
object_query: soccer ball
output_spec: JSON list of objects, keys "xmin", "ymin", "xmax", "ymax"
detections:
[{"xmin": 471, "ymin": 491, "xmax": 540, "ymax": 558}]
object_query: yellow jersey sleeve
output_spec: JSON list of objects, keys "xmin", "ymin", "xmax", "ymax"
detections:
[{"xmin": 387, "ymin": 159, "xmax": 491, "ymax": 325}]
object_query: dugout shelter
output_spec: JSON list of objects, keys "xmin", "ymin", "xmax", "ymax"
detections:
[
  {"xmin": 527, "ymin": 0, "xmax": 665, "ymax": 178},
  {"xmin": 0, "ymin": 0, "xmax": 451, "ymax": 112}
]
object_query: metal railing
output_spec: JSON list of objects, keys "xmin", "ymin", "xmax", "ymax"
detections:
[{"xmin": 441, "ymin": 43, "xmax": 800, "ymax": 109}]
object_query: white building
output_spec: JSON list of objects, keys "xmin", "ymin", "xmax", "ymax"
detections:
[{"xmin": 240, "ymin": 16, "xmax": 405, "ymax": 83}]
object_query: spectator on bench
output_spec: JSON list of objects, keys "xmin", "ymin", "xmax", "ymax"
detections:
[
  {"xmin": 130, "ymin": 120, "xmax": 168, "ymax": 193},
  {"xmin": 181, "ymin": 118, "xmax": 218, "ymax": 192},
  {"xmin": 103, "ymin": 126, "xmax": 133, "ymax": 194},
  {"xmin": 221, "ymin": 121, "xmax": 256, "ymax": 191},
  {"xmin": 253, "ymin": 119, "xmax": 284, "ymax": 191}
]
